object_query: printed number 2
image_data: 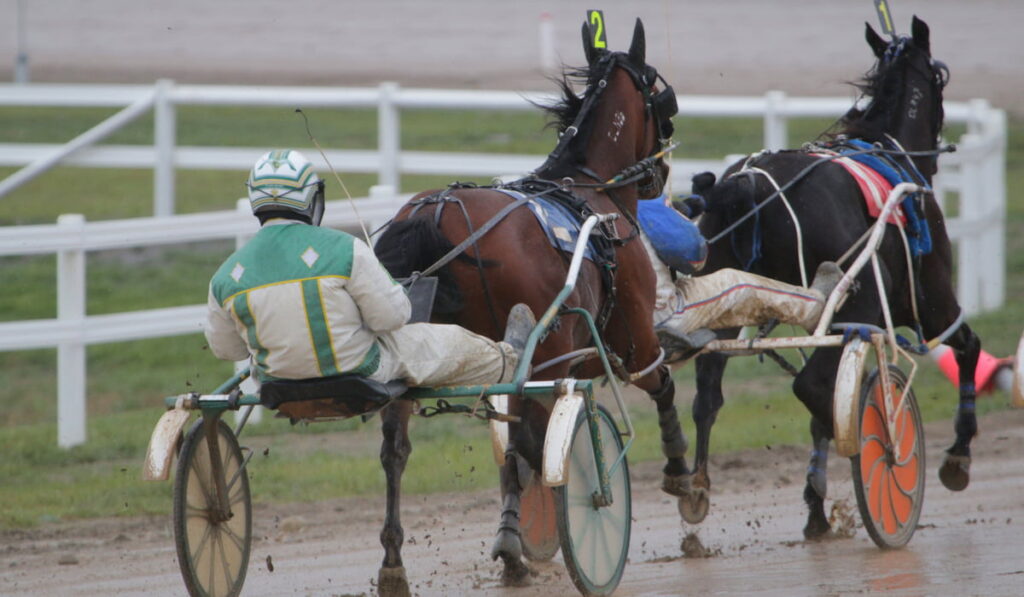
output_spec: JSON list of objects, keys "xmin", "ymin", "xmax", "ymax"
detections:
[{"xmin": 589, "ymin": 10, "xmax": 607, "ymax": 49}]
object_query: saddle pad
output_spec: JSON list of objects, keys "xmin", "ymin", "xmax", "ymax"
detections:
[
  {"xmin": 495, "ymin": 189, "xmax": 596, "ymax": 261},
  {"xmin": 813, "ymin": 153, "xmax": 906, "ymax": 227}
]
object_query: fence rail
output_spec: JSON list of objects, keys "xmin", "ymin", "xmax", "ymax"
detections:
[{"xmin": 0, "ymin": 82, "xmax": 1006, "ymax": 447}]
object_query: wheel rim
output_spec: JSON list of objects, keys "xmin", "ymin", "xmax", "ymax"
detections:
[
  {"xmin": 559, "ymin": 406, "xmax": 630, "ymax": 594},
  {"xmin": 520, "ymin": 472, "xmax": 560, "ymax": 561},
  {"xmin": 176, "ymin": 420, "xmax": 251, "ymax": 597},
  {"xmin": 854, "ymin": 367, "xmax": 924, "ymax": 548}
]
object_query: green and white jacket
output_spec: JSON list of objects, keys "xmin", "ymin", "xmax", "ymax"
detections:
[{"xmin": 205, "ymin": 220, "xmax": 410, "ymax": 381}]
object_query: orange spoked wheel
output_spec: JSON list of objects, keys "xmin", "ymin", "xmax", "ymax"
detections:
[
  {"xmin": 520, "ymin": 470, "xmax": 560, "ymax": 561},
  {"xmin": 851, "ymin": 365, "xmax": 925, "ymax": 549}
]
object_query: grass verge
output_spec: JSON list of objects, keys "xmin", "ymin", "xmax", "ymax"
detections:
[{"xmin": 0, "ymin": 106, "xmax": 1019, "ymax": 529}]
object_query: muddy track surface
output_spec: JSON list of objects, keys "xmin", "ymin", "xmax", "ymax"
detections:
[{"xmin": 2, "ymin": 408, "xmax": 1022, "ymax": 596}]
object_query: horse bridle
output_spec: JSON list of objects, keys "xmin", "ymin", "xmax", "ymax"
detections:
[
  {"xmin": 883, "ymin": 36, "xmax": 949, "ymax": 90},
  {"xmin": 879, "ymin": 36, "xmax": 949, "ymax": 177},
  {"xmin": 536, "ymin": 52, "xmax": 677, "ymax": 187}
]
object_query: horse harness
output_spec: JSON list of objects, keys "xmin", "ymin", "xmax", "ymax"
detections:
[
  {"xmin": 392, "ymin": 51, "xmax": 680, "ymax": 380},
  {"xmin": 716, "ymin": 137, "xmax": 953, "ymax": 353},
  {"xmin": 403, "ymin": 179, "xmax": 620, "ymax": 341}
]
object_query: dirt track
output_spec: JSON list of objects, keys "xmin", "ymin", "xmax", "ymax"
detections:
[{"xmin": 2, "ymin": 408, "xmax": 1022, "ymax": 596}]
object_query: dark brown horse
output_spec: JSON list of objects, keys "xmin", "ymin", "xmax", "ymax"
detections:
[
  {"xmin": 689, "ymin": 16, "xmax": 981, "ymax": 538},
  {"xmin": 372, "ymin": 17, "xmax": 684, "ymax": 594}
]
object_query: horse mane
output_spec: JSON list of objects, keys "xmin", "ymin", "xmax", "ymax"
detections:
[
  {"xmin": 532, "ymin": 57, "xmax": 614, "ymax": 172},
  {"xmin": 834, "ymin": 59, "xmax": 905, "ymax": 142},
  {"xmin": 537, "ymin": 65, "xmax": 590, "ymax": 134},
  {"xmin": 831, "ymin": 44, "xmax": 943, "ymax": 144}
]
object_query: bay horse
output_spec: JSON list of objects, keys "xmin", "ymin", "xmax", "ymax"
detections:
[
  {"xmin": 689, "ymin": 16, "xmax": 981, "ymax": 538},
  {"xmin": 372, "ymin": 18, "xmax": 684, "ymax": 593}
]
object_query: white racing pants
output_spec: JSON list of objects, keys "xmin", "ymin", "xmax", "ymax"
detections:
[
  {"xmin": 372, "ymin": 322, "xmax": 519, "ymax": 387},
  {"xmin": 644, "ymin": 235, "xmax": 824, "ymax": 335}
]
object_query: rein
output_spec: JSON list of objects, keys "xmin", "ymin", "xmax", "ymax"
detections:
[
  {"xmin": 401, "ymin": 184, "xmax": 565, "ymax": 283},
  {"xmin": 705, "ymin": 144, "xmax": 955, "ymax": 247}
]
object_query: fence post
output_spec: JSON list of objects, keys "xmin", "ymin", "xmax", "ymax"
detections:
[
  {"xmin": 57, "ymin": 214, "xmax": 87, "ymax": 448},
  {"xmin": 981, "ymin": 106, "xmax": 1007, "ymax": 311},
  {"xmin": 956, "ymin": 133, "xmax": 982, "ymax": 316},
  {"xmin": 154, "ymin": 78, "xmax": 177, "ymax": 217},
  {"xmin": 378, "ymin": 82, "xmax": 401, "ymax": 191},
  {"xmin": 763, "ymin": 90, "xmax": 788, "ymax": 151}
]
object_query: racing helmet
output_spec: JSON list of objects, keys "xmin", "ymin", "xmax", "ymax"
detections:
[{"xmin": 247, "ymin": 149, "xmax": 324, "ymax": 225}]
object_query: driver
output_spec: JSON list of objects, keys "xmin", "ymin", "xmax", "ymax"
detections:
[
  {"xmin": 637, "ymin": 176, "xmax": 842, "ymax": 358},
  {"xmin": 204, "ymin": 149, "xmax": 536, "ymax": 387}
]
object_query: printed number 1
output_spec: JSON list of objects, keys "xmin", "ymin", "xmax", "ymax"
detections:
[
  {"xmin": 589, "ymin": 10, "xmax": 607, "ymax": 49},
  {"xmin": 875, "ymin": 0, "xmax": 894, "ymax": 35}
]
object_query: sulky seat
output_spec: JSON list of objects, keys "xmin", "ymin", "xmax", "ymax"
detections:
[{"xmin": 256, "ymin": 276, "xmax": 436, "ymax": 422}]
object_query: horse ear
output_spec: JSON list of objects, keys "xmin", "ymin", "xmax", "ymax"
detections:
[
  {"xmin": 581, "ymin": 21, "xmax": 597, "ymax": 65},
  {"xmin": 864, "ymin": 21, "xmax": 888, "ymax": 58},
  {"xmin": 911, "ymin": 15, "xmax": 931, "ymax": 54},
  {"xmin": 628, "ymin": 18, "xmax": 646, "ymax": 67}
]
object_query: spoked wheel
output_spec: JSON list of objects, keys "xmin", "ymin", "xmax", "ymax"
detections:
[
  {"xmin": 555, "ymin": 403, "xmax": 630, "ymax": 596},
  {"xmin": 851, "ymin": 365, "xmax": 925, "ymax": 549},
  {"xmin": 173, "ymin": 417, "xmax": 252, "ymax": 597},
  {"xmin": 520, "ymin": 470, "xmax": 560, "ymax": 561}
]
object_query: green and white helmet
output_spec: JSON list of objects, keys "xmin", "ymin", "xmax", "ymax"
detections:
[{"xmin": 246, "ymin": 149, "xmax": 324, "ymax": 225}]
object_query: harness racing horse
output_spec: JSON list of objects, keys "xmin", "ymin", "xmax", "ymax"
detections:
[
  {"xmin": 689, "ymin": 16, "xmax": 981, "ymax": 538},
  {"xmin": 373, "ymin": 18, "xmax": 685, "ymax": 593}
]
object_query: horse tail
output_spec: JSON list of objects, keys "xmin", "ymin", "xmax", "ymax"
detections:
[{"xmin": 374, "ymin": 217, "xmax": 465, "ymax": 317}]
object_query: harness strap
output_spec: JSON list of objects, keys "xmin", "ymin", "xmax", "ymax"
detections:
[
  {"xmin": 411, "ymin": 193, "xmax": 534, "ymax": 280},
  {"xmin": 741, "ymin": 166, "xmax": 809, "ymax": 287},
  {"xmin": 705, "ymin": 145, "xmax": 954, "ymax": 247}
]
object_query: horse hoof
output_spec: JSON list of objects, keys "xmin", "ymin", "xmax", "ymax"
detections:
[
  {"xmin": 377, "ymin": 566, "xmax": 411, "ymax": 597},
  {"xmin": 500, "ymin": 557, "xmax": 533, "ymax": 587},
  {"xmin": 662, "ymin": 473, "xmax": 691, "ymax": 497},
  {"xmin": 939, "ymin": 454, "xmax": 971, "ymax": 491},
  {"xmin": 803, "ymin": 510, "xmax": 831, "ymax": 540},
  {"xmin": 677, "ymin": 487, "xmax": 710, "ymax": 524},
  {"xmin": 490, "ymin": 527, "xmax": 523, "ymax": 562}
]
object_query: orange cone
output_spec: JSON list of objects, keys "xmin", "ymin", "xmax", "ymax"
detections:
[{"xmin": 931, "ymin": 345, "xmax": 1013, "ymax": 395}]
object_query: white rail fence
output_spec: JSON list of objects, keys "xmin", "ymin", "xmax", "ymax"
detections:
[{"xmin": 0, "ymin": 82, "xmax": 1006, "ymax": 447}]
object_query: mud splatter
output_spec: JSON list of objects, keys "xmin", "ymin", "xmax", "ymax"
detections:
[
  {"xmin": 680, "ymin": 532, "xmax": 722, "ymax": 558},
  {"xmin": 829, "ymin": 499, "xmax": 857, "ymax": 539}
]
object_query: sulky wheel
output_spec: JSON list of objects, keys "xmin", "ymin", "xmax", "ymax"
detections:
[
  {"xmin": 851, "ymin": 365, "xmax": 925, "ymax": 549},
  {"xmin": 520, "ymin": 470, "xmax": 560, "ymax": 561},
  {"xmin": 555, "ymin": 403, "xmax": 630, "ymax": 596},
  {"xmin": 173, "ymin": 417, "xmax": 252, "ymax": 597}
]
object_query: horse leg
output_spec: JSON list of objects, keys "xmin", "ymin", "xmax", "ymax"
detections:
[
  {"xmin": 490, "ymin": 398, "xmax": 542, "ymax": 586},
  {"xmin": 678, "ymin": 352, "xmax": 728, "ymax": 523},
  {"xmin": 647, "ymin": 365, "xmax": 691, "ymax": 495},
  {"xmin": 802, "ymin": 416, "xmax": 832, "ymax": 538},
  {"xmin": 791, "ymin": 348, "xmax": 841, "ymax": 539},
  {"xmin": 938, "ymin": 322, "xmax": 981, "ymax": 491},
  {"xmin": 378, "ymin": 401, "xmax": 413, "ymax": 597}
]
